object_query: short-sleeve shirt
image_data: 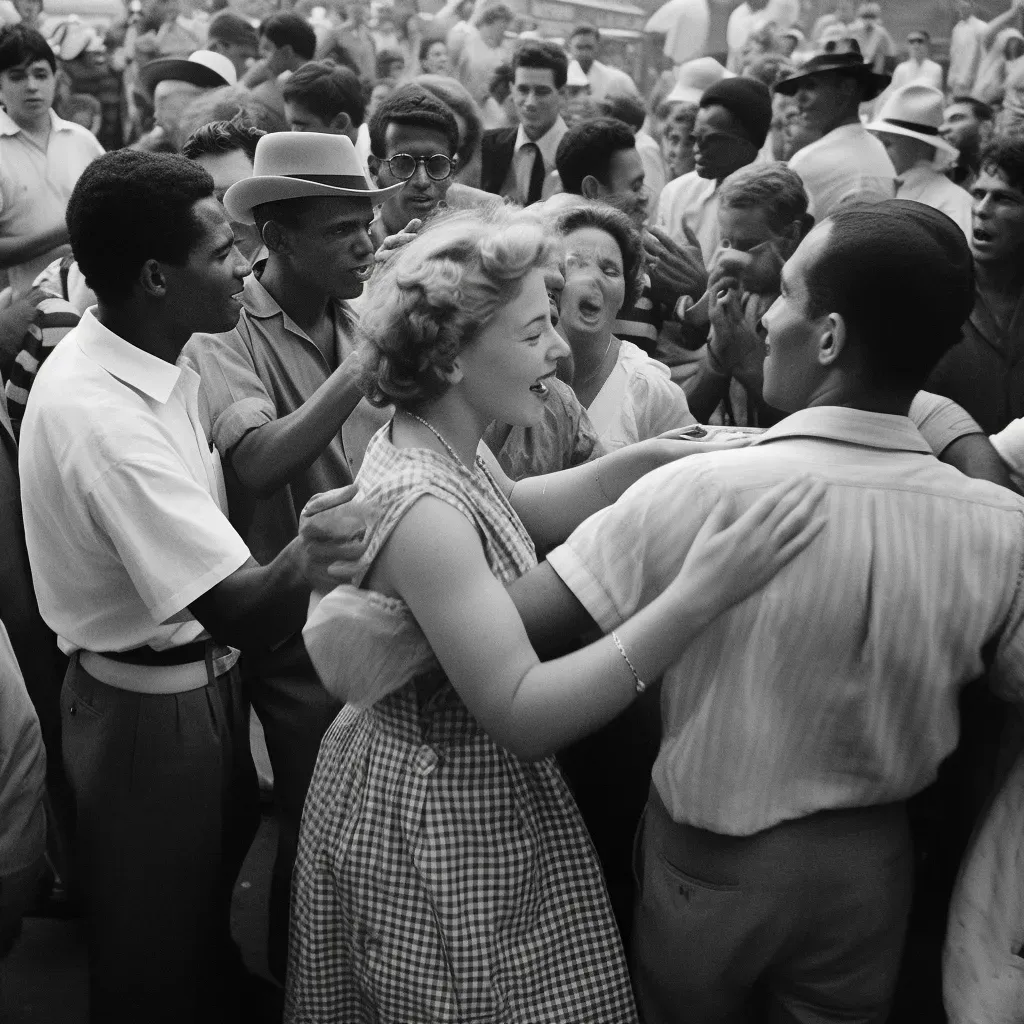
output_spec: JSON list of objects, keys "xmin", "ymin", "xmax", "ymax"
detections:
[
  {"xmin": 182, "ymin": 266, "xmax": 357, "ymax": 564},
  {"xmin": 546, "ymin": 406, "xmax": 1024, "ymax": 835},
  {"xmin": 788, "ymin": 123, "xmax": 895, "ymax": 220},
  {"xmin": 19, "ymin": 309, "xmax": 251, "ymax": 655},
  {"xmin": 654, "ymin": 170, "xmax": 720, "ymax": 265},
  {"xmin": 0, "ymin": 109, "xmax": 103, "ymax": 297}
]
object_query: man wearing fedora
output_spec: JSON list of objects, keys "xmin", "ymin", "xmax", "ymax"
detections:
[
  {"xmin": 775, "ymin": 50, "xmax": 895, "ymax": 220},
  {"xmin": 136, "ymin": 47, "xmax": 235, "ymax": 152},
  {"xmin": 181, "ymin": 131, "xmax": 401, "ymax": 983},
  {"xmin": 868, "ymin": 83, "xmax": 972, "ymax": 238}
]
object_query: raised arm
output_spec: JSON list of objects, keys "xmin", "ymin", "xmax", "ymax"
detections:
[{"xmin": 981, "ymin": 0, "xmax": 1024, "ymax": 49}]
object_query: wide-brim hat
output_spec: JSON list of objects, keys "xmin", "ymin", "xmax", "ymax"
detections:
[
  {"xmin": 774, "ymin": 51, "xmax": 890, "ymax": 101},
  {"xmin": 224, "ymin": 132, "xmax": 404, "ymax": 224},
  {"xmin": 665, "ymin": 56, "xmax": 733, "ymax": 106},
  {"xmin": 866, "ymin": 82, "xmax": 959, "ymax": 159},
  {"xmin": 140, "ymin": 49, "xmax": 237, "ymax": 93}
]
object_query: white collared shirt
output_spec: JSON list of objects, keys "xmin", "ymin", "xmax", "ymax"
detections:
[
  {"xmin": 654, "ymin": 170, "xmax": 720, "ymax": 265},
  {"xmin": 501, "ymin": 117, "xmax": 567, "ymax": 206},
  {"xmin": 548, "ymin": 406, "xmax": 1024, "ymax": 835},
  {"xmin": 788, "ymin": 122, "xmax": 895, "ymax": 219},
  {"xmin": 889, "ymin": 57, "xmax": 945, "ymax": 94},
  {"xmin": 895, "ymin": 160, "xmax": 973, "ymax": 239},
  {"xmin": 19, "ymin": 309, "xmax": 251, "ymax": 655},
  {"xmin": 0, "ymin": 109, "xmax": 103, "ymax": 297}
]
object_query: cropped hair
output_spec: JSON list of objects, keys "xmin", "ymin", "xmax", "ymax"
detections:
[
  {"xmin": 0, "ymin": 24, "xmax": 55, "ymax": 74},
  {"xmin": 182, "ymin": 118, "xmax": 265, "ymax": 162},
  {"xmin": 489, "ymin": 61, "xmax": 513, "ymax": 102},
  {"xmin": 951, "ymin": 94, "xmax": 994, "ymax": 122},
  {"xmin": 478, "ymin": 3, "xmax": 513, "ymax": 27},
  {"xmin": 360, "ymin": 205, "xmax": 554, "ymax": 409},
  {"xmin": 555, "ymin": 117, "xmax": 635, "ymax": 195},
  {"xmin": 805, "ymin": 201, "xmax": 974, "ymax": 394},
  {"xmin": 511, "ymin": 39, "xmax": 568, "ymax": 90},
  {"xmin": 259, "ymin": 12, "xmax": 316, "ymax": 60},
  {"xmin": 376, "ymin": 48, "xmax": 405, "ymax": 79},
  {"xmin": 981, "ymin": 132, "xmax": 1024, "ymax": 192},
  {"xmin": 368, "ymin": 83, "xmax": 459, "ymax": 158},
  {"xmin": 600, "ymin": 92, "xmax": 645, "ymax": 131},
  {"xmin": 718, "ymin": 162, "xmax": 809, "ymax": 234},
  {"xmin": 554, "ymin": 202, "xmax": 644, "ymax": 309},
  {"xmin": 416, "ymin": 74, "xmax": 482, "ymax": 167},
  {"xmin": 283, "ymin": 60, "xmax": 366, "ymax": 126},
  {"xmin": 419, "ymin": 36, "xmax": 445, "ymax": 61},
  {"xmin": 569, "ymin": 23, "xmax": 599, "ymax": 42},
  {"xmin": 178, "ymin": 84, "xmax": 287, "ymax": 141},
  {"xmin": 208, "ymin": 10, "xmax": 259, "ymax": 47},
  {"xmin": 67, "ymin": 151, "xmax": 214, "ymax": 302},
  {"xmin": 908, "ymin": 28, "xmax": 930, "ymax": 42}
]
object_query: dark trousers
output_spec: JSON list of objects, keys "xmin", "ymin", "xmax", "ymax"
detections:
[
  {"xmin": 61, "ymin": 655, "xmax": 260, "ymax": 1024},
  {"xmin": 244, "ymin": 634, "xmax": 341, "ymax": 982},
  {"xmin": 632, "ymin": 787, "xmax": 913, "ymax": 1024}
]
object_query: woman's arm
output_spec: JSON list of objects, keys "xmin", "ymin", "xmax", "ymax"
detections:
[{"xmin": 377, "ymin": 480, "xmax": 824, "ymax": 761}]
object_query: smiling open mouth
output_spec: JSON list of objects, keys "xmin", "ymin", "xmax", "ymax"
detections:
[{"xmin": 530, "ymin": 370, "xmax": 558, "ymax": 395}]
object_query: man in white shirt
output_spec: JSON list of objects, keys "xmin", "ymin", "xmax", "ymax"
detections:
[
  {"xmin": 868, "ymin": 83, "xmax": 973, "ymax": 237},
  {"xmin": 888, "ymin": 28, "xmax": 944, "ymax": 93},
  {"xmin": 0, "ymin": 25, "xmax": 103, "ymax": 298},
  {"xmin": 567, "ymin": 23, "xmax": 639, "ymax": 103},
  {"xmin": 725, "ymin": 0, "xmax": 799, "ymax": 72},
  {"xmin": 19, "ymin": 149, "xmax": 363, "ymax": 1024},
  {"xmin": 948, "ymin": 0, "xmax": 988, "ymax": 96},
  {"xmin": 509, "ymin": 199, "xmax": 1024, "ymax": 1023},
  {"xmin": 776, "ymin": 51, "xmax": 895, "ymax": 219}
]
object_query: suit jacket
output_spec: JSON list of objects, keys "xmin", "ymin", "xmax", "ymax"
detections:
[{"xmin": 480, "ymin": 126, "xmax": 518, "ymax": 197}]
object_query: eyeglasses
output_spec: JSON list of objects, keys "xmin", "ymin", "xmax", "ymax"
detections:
[{"xmin": 384, "ymin": 153, "xmax": 454, "ymax": 181}]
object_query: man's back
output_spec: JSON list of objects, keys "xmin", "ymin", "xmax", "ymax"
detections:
[{"xmin": 548, "ymin": 406, "xmax": 1024, "ymax": 835}]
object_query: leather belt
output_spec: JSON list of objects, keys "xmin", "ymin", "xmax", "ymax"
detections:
[{"xmin": 79, "ymin": 642, "xmax": 239, "ymax": 695}]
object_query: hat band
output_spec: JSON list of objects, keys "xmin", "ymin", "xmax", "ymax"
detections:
[
  {"xmin": 882, "ymin": 117, "xmax": 938, "ymax": 136},
  {"xmin": 288, "ymin": 172, "xmax": 372, "ymax": 189}
]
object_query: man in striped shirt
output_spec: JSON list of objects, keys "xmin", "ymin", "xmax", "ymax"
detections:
[{"xmin": 513, "ymin": 200, "xmax": 1024, "ymax": 1023}]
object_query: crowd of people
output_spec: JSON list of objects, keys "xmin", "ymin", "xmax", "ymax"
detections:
[{"xmin": 3, "ymin": 0, "xmax": 1024, "ymax": 1022}]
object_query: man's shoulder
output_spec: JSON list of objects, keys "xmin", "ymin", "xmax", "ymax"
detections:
[
  {"xmin": 54, "ymin": 118, "xmax": 104, "ymax": 155},
  {"xmin": 482, "ymin": 126, "xmax": 517, "ymax": 150},
  {"xmin": 661, "ymin": 169, "xmax": 703, "ymax": 201}
]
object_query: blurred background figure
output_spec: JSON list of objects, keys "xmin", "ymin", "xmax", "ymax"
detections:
[
  {"xmin": 941, "ymin": 95, "xmax": 994, "ymax": 190},
  {"xmin": 419, "ymin": 35, "xmax": 448, "ymax": 75},
  {"xmin": 205, "ymin": 10, "xmax": 258, "ymax": 80}
]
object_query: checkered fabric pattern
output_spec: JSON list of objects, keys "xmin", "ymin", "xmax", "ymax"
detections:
[{"xmin": 285, "ymin": 428, "xmax": 637, "ymax": 1023}]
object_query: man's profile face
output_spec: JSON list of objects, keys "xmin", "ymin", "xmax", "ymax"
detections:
[
  {"xmin": 569, "ymin": 31, "xmax": 597, "ymax": 72},
  {"xmin": 596, "ymin": 147, "xmax": 647, "ymax": 229},
  {"xmin": 971, "ymin": 168, "xmax": 1024, "ymax": 267},
  {"xmin": 941, "ymin": 102, "xmax": 985, "ymax": 153},
  {"xmin": 512, "ymin": 66, "xmax": 561, "ymax": 140},
  {"xmin": 372, "ymin": 123, "xmax": 454, "ymax": 236},
  {"xmin": 692, "ymin": 103, "xmax": 757, "ymax": 183},
  {"xmin": 794, "ymin": 73, "xmax": 851, "ymax": 138},
  {"xmin": 761, "ymin": 222, "xmax": 832, "ymax": 412},
  {"xmin": 191, "ymin": 147, "xmax": 264, "ymax": 263}
]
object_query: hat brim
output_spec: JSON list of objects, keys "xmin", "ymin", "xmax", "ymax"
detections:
[
  {"xmin": 774, "ymin": 65, "xmax": 890, "ymax": 101},
  {"xmin": 866, "ymin": 121, "xmax": 959, "ymax": 159},
  {"xmin": 224, "ymin": 175, "xmax": 406, "ymax": 224},
  {"xmin": 140, "ymin": 58, "xmax": 231, "ymax": 93}
]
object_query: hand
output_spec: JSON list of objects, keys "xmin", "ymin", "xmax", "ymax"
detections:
[
  {"xmin": 644, "ymin": 225, "xmax": 708, "ymax": 307},
  {"xmin": 654, "ymin": 427, "xmax": 755, "ymax": 453},
  {"xmin": 672, "ymin": 478, "xmax": 827, "ymax": 613},
  {"xmin": 299, "ymin": 484, "xmax": 376, "ymax": 590},
  {"xmin": 0, "ymin": 288, "xmax": 46, "ymax": 374},
  {"xmin": 708, "ymin": 286, "xmax": 765, "ymax": 380},
  {"xmin": 374, "ymin": 218, "xmax": 422, "ymax": 264}
]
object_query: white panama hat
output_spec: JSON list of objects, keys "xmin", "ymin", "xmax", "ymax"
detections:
[
  {"xmin": 224, "ymin": 132, "xmax": 404, "ymax": 225},
  {"xmin": 664, "ymin": 57, "xmax": 732, "ymax": 107},
  {"xmin": 867, "ymin": 83, "xmax": 959, "ymax": 160}
]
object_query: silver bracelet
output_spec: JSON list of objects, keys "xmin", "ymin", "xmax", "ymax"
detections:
[{"xmin": 611, "ymin": 631, "xmax": 647, "ymax": 695}]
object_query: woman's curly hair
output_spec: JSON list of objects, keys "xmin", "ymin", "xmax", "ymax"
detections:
[{"xmin": 360, "ymin": 205, "xmax": 555, "ymax": 410}]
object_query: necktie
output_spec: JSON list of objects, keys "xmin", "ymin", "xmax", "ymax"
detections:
[{"xmin": 524, "ymin": 142, "xmax": 544, "ymax": 206}]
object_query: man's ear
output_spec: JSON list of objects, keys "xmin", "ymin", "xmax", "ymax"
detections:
[
  {"xmin": 261, "ymin": 219, "xmax": 288, "ymax": 254},
  {"xmin": 138, "ymin": 258, "xmax": 168, "ymax": 298},
  {"xmin": 330, "ymin": 111, "xmax": 355, "ymax": 140},
  {"xmin": 818, "ymin": 311, "xmax": 847, "ymax": 368},
  {"xmin": 581, "ymin": 175, "xmax": 600, "ymax": 200},
  {"xmin": 366, "ymin": 153, "xmax": 381, "ymax": 185}
]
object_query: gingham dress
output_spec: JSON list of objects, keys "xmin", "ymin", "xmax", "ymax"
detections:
[{"xmin": 286, "ymin": 426, "xmax": 637, "ymax": 1024}]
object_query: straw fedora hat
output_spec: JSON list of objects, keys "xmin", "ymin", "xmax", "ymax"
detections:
[
  {"xmin": 774, "ymin": 50, "xmax": 890, "ymax": 101},
  {"xmin": 665, "ymin": 57, "xmax": 732, "ymax": 106},
  {"xmin": 140, "ymin": 49, "xmax": 237, "ymax": 94},
  {"xmin": 224, "ymin": 132, "xmax": 404, "ymax": 224},
  {"xmin": 866, "ymin": 83, "xmax": 959, "ymax": 159}
]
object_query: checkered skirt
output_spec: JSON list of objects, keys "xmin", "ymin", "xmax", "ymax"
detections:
[{"xmin": 285, "ymin": 428, "xmax": 637, "ymax": 1023}]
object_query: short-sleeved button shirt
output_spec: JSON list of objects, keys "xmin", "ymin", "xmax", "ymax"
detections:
[
  {"xmin": 19, "ymin": 310, "xmax": 251, "ymax": 655},
  {"xmin": 182, "ymin": 267, "xmax": 358, "ymax": 563},
  {"xmin": 0, "ymin": 109, "xmax": 103, "ymax": 297}
]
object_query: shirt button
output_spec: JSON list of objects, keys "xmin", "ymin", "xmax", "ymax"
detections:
[{"xmin": 414, "ymin": 746, "xmax": 438, "ymax": 776}]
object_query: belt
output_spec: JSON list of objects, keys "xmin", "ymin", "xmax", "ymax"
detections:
[{"xmin": 79, "ymin": 642, "xmax": 240, "ymax": 695}]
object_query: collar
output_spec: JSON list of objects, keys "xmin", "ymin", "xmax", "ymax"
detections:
[
  {"xmin": 75, "ymin": 308, "xmax": 183, "ymax": 404},
  {"xmin": 0, "ymin": 107, "xmax": 76, "ymax": 138},
  {"xmin": 895, "ymin": 159, "xmax": 941, "ymax": 190},
  {"xmin": 514, "ymin": 117, "xmax": 567, "ymax": 164},
  {"xmin": 752, "ymin": 405, "xmax": 933, "ymax": 454},
  {"xmin": 241, "ymin": 261, "xmax": 353, "ymax": 337}
]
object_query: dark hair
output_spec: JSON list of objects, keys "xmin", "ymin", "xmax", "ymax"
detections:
[
  {"xmin": 252, "ymin": 195, "xmax": 322, "ymax": 235},
  {"xmin": 0, "ymin": 24, "xmax": 55, "ymax": 74},
  {"xmin": 368, "ymin": 83, "xmax": 459, "ymax": 158},
  {"xmin": 259, "ymin": 12, "xmax": 316, "ymax": 61},
  {"xmin": 600, "ymin": 92, "xmax": 645, "ymax": 131},
  {"xmin": 182, "ymin": 118, "xmax": 265, "ymax": 162},
  {"xmin": 555, "ymin": 117, "xmax": 635, "ymax": 195},
  {"xmin": 283, "ymin": 59, "xmax": 366, "ymax": 127},
  {"xmin": 178, "ymin": 84, "xmax": 287, "ymax": 140},
  {"xmin": 67, "ymin": 151, "xmax": 214, "ymax": 302},
  {"xmin": 555, "ymin": 202, "xmax": 644, "ymax": 309},
  {"xmin": 376, "ymin": 48, "xmax": 405, "ymax": 79},
  {"xmin": 418, "ymin": 36, "xmax": 445, "ymax": 61},
  {"xmin": 478, "ymin": 3, "xmax": 513, "ymax": 27},
  {"xmin": 950, "ymin": 94, "xmax": 994, "ymax": 122},
  {"xmin": 980, "ymin": 132, "xmax": 1024, "ymax": 192},
  {"xmin": 416, "ymin": 74, "xmax": 482, "ymax": 167},
  {"xmin": 805, "ymin": 202, "xmax": 974, "ymax": 393},
  {"xmin": 208, "ymin": 10, "xmax": 258, "ymax": 47},
  {"xmin": 718, "ymin": 162, "xmax": 809, "ymax": 234},
  {"xmin": 569, "ymin": 23, "xmax": 599, "ymax": 42},
  {"xmin": 907, "ymin": 28, "xmax": 930, "ymax": 42},
  {"xmin": 511, "ymin": 39, "xmax": 568, "ymax": 90},
  {"xmin": 489, "ymin": 61, "xmax": 513, "ymax": 102}
]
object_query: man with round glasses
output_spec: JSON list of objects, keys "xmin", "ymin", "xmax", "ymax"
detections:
[{"xmin": 366, "ymin": 83, "xmax": 461, "ymax": 250}]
